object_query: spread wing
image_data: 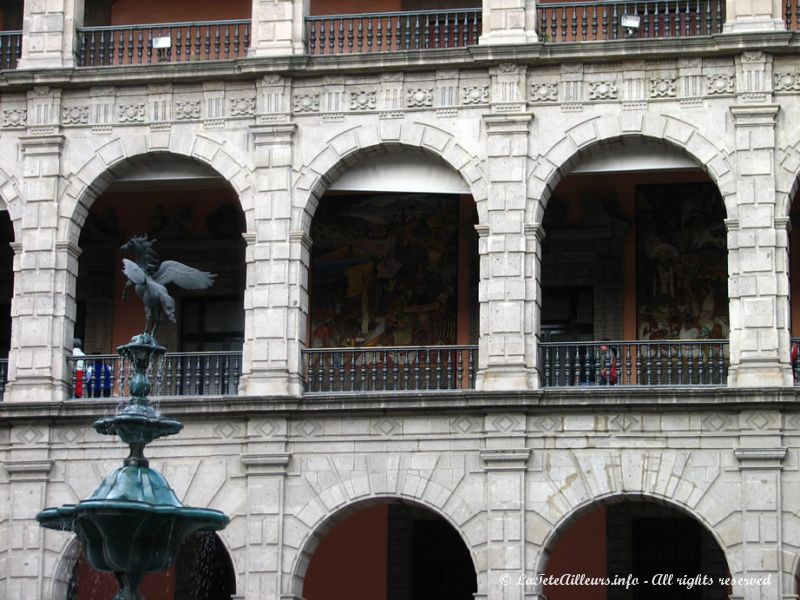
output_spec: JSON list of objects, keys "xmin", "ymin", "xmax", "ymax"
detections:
[
  {"xmin": 122, "ymin": 259, "xmax": 147, "ymax": 285},
  {"xmin": 152, "ymin": 260, "xmax": 216, "ymax": 290}
]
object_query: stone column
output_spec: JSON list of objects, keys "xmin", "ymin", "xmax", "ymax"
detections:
[
  {"xmin": 727, "ymin": 101, "xmax": 792, "ymax": 386},
  {"xmin": 479, "ymin": 0, "xmax": 538, "ymax": 45},
  {"xmin": 17, "ymin": 0, "xmax": 84, "ymax": 69},
  {"xmin": 3, "ymin": 424, "xmax": 53, "ymax": 600},
  {"xmin": 481, "ymin": 413, "xmax": 530, "ymax": 600},
  {"xmin": 240, "ymin": 117, "xmax": 306, "ymax": 396},
  {"xmin": 734, "ymin": 411, "xmax": 785, "ymax": 600},
  {"xmin": 724, "ymin": 0, "xmax": 785, "ymax": 32},
  {"xmin": 477, "ymin": 105, "xmax": 537, "ymax": 391},
  {"xmin": 241, "ymin": 417, "xmax": 291, "ymax": 600},
  {"xmin": 249, "ymin": 0, "xmax": 306, "ymax": 57},
  {"xmin": 6, "ymin": 90, "xmax": 75, "ymax": 403}
]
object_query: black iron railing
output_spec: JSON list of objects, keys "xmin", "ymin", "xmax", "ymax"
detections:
[
  {"xmin": 0, "ymin": 31, "xmax": 21, "ymax": 70},
  {"xmin": 540, "ymin": 340, "xmax": 729, "ymax": 387},
  {"xmin": 0, "ymin": 358, "xmax": 7, "ymax": 399},
  {"xmin": 538, "ymin": 0, "xmax": 724, "ymax": 42},
  {"xmin": 303, "ymin": 345, "xmax": 478, "ymax": 392},
  {"xmin": 77, "ymin": 20, "xmax": 251, "ymax": 66},
  {"xmin": 67, "ymin": 351, "xmax": 241, "ymax": 398},
  {"xmin": 305, "ymin": 9, "xmax": 482, "ymax": 55},
  {"xmin": 787, "ymin": 0, "xmax": 800, "ymax": 30}
]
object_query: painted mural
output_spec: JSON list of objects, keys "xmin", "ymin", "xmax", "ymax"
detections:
[
  {"xmin": 636, "ymin": 183, "xmax": 728, "ymax": 340},
  {"xmin": 310, "ymin": 194, "xmax": 461, "ymax": 348}
]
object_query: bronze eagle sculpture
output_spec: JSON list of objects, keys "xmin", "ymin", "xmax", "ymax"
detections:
[{"xmin": 121, "ymin": 235, "xmax": 216, "ymax": 336}]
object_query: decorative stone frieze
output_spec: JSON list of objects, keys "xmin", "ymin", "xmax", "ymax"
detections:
[
  {"xmin": 349, "ymin": 90, "xmax": 376, "ymax": 110},
  {"xmin": 650, "ymin": 78, "xmax": 677, "ymax": 98},
  {"xmin": 1, "ymin": 109, "xmax": 26, "ymax": 129},
  {"xmin": 529, "ymin": 82, "xmax": 557, "ymax": 103},
  {"xmin": 406, "ymin": 88, "xmax": 434, "ymax": 107},
  {"xmin": 61, "ymin": 105, "xmax": 89, "ymax": 125},
  {"xmin": 230, "ymin": 97, "xmax": 256, "ymax": 116},
  {"xmin": 774, "ymin": 72, "xmax": 800, "ymax": 92},
  {"xmin": 706, "ymin": 74, "xmax": 735, "ymax": 95},
  {"xmin": 293, "ymin": 93, "xmax": 320, "ymax": 113},
  {"xmin": 588, "ymin": 81, "xmax": 618, "ymax": 100},
  {"xmin": 117, "ymin": 103, "xmax": 145, "ymax": 123},
  {"xmin": 463, "ymin": 85, "xmax": 489, "ymax": 105},
  {"xmin": 175, "ymin": 100, "xmax": 201, "ymax": 120}
]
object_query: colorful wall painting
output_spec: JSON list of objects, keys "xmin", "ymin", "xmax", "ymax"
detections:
[
  {"xmin": 636, "ymin": 183, "xmax": 729, "ymax": 340},
  {"xmin": 310, "ymin": 193, "xmax": 463, "ymax": 348}
]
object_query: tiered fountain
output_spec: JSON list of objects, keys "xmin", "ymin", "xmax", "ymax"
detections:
[{"xmin": 37, "ymin": 237, "xmax": 228, "ymax": 600}]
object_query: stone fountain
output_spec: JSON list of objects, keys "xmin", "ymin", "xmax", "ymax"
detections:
[{"xmin": 37, "ymin": 236, "xmax": 227, "ymax": 600}]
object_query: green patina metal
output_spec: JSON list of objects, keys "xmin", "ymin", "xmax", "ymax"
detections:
[{"xmin": 37, "ymin": 238, "xmax": 227, "ymax": 600}]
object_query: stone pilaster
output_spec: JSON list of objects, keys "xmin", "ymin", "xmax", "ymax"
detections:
[
  {"xmin": 724, "ymin": 0, "xmax": 785, "ymax": 32},
  {"xmin": 727, "ymin": 104, "xmax": 792, "ymax": 387},
  {"xmin": 479, "ymin": 0, "xmax": 538, "ymax": 45},
  {"xmin": 242, "ymin": 417, "xmax": 291, "ymax": 600},
  {"xmin": 476, "ymin": 110, "xmax": 537, "ymax": 391},
  {"xmin": 240, "ymin": 121, "xmax": 306, "ymax": 396},
  {"xmin": 481, "ymin": 413, "xmax": 530, "ymax": 600},
  {"xmin": 17, "ymin": 0, "xmax": 84, "ymax": 69},
  {"xmin": 734, "ymin": 437, "xmax": 785, "ymax": 600},
  {"xmin": 6, "ymin": 117, "xmax": 75, "ymax": 402},
  {"xmin": 249, "ymin": 0, "xmax": 306, "ymax": 57},
  {"xmin": 3, "ymin": 424, "xmax": 53, "ymax": 600}
]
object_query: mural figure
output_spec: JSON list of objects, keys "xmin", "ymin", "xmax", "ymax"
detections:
[{"xmin": 636, "ymin": 183, "xmax": 728, "ymax": 340}]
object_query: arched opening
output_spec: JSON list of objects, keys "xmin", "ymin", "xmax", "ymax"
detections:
[
  {"xmin": 305, "ymin": 148, "xmax": 479, "ymax": 392},
  {"xmin": 539, "ymin": 138, "xmax": 729, "ymax": 387},
  {"xmin": 72, "ymin": 153, "xmax": 245, "ymax": 399},
  {"xmin": 61, "ymin": 532, "xmax": 235, "ymax": 600},
  {"xmin": 788, "ymin": 185, "xmax": 800, "ymax": 383},
  {"xmin": 540, "ymin": 498, "xmax": 731, "ymax": 600},
  {"xmin": 0, "ymin": 209, "xmax": 13, "ymax": 398},
  {"xmin": 302, "ymin": 500, "xmax": 477, "ymax": 600}
]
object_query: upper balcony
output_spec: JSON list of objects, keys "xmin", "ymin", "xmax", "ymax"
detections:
[{"xmin": 1, "ymin": 0, "xmax": 797, "ymax": 72}]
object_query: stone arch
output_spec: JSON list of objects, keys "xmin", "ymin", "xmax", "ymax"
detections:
[
  {"xmin": 48, "ymin": 536, "xmax": 81, "ymax": 600},
  {"xmin": 527, "ymin": 114, "xmax": 737, "ymax": 224},
  {"xmin": 291, "ymin": 121, "xmax": 489, "ymax": 234},
  {"xmin": 284, "ymin": 487, "xmax": 486, "ymax": 598},
  {"xmin": 59, "ymin": 133, "xmax": 256, "ymax": 245},
  {"xmin": 776, "ymin": 129, "xmax": 800, "ymax": 218},
  {"xmin": 47, "ymin": 529, "xmax": 240, "ymax": 600},
  {"xmin": 0, "ymin": 166, "xmax": 24, "ymax": 241},
  {"xmin": 532, "ymin": 490, "xmax": 737, "ymax": 597}
]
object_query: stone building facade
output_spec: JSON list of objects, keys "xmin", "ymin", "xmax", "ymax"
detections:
[{"xmin": 2, "ymin": 0, "xmax": 800, "ymax": 599}]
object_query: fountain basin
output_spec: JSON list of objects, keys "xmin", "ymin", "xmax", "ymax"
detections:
[
  {"xmin": 37, "ymin": 462, "xmax": 229, "ymax": 574},
  {"xmin": 38, "ymin": 500, "xmax": 228, "ymax": 573}
]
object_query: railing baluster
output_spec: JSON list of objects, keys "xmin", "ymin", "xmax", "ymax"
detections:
[
  {"xmin": 367, "ymin": 17, "xmax": 373, "ymax": 52},
  {"xmin": 581, "ymin": 6, "xmax": 588, "ymax": 40},
  {"xmin": 433, "ymin": 13, "xmax": 440, "ymax": 49},
  {"xmin": 395, "ymin": 15, "xmax": 402, "ymax": 50},
  {"xmin": 377, "ymin": 16, "xmax": 383, "ymax": 52},
  {"xmin": 444, "ymin": 12, "xmax": 451, "ymax": 48},
  {"xmin": 423, "ymin": 14, "xmax": 430, "ymax": 49},
  {"xmin": 347, "ymin": 18, "xmax": 354, "ymax": 53},
  {"xmin": 339, "ymin": 17, "xmax": 345, "ymax": 53},
  {"xmin": 234, "ymin": 23, "xmax": 241, "ymax": 56}
]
